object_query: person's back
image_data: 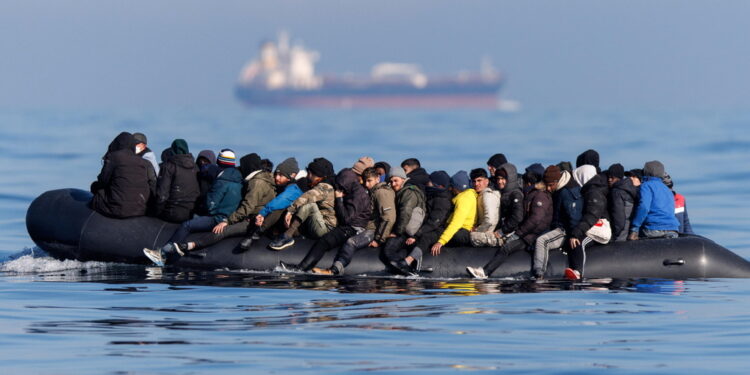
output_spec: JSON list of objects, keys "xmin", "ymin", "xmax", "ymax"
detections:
[
  {"xmin": 629, "ymin": 161, "xmax": 679, "ymax": 239},
  {"xmin": 609, "ymin": 176, "xmax": 638, "ymax": 241},
  {"xmin": 91, "ymin": 132, "xmax": 151, "ymax": 219},
  {"xmin": 155, "ymin": 139, "xmax": 200, "ymax": 223}
]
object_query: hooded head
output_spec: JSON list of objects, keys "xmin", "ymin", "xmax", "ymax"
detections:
[
  {"xmin": 239, "ymin": 153, "xmax": 262, "ymax": 178},
  {"xmin": 575, "ymin": 149, "xmax": 600, "ymax": 171},
  {"xmin": 643, "ymin": 160, "xmax": 666, "ymax": 178},
  {"xmin": 197, "ymin": 150, "xmax": 217, "ymax": 165},
  {"xmin": 335, "ymin": 168, "xmax": 362, "ymax": 194},
  {"xmin": 450, "ymin": 170, "xmax": 471, "ymax": 191},
  {"xmin": 573, "ymin": 165, "xmax": 597, "ymax": 187},
  {"xmin": 557, "ymin": 161, "xmax": 573, "ymax": 173},
  {"xmin": 606, "ymin": 163, "xmax": 625, "ymax": 180},
  {"xmin": 487, "ymin": 153, "xmax": 508, "ymax": 169},
  {"xmin": 171, "ymin": 139, "xmax": 189, "ymax": 155},
  {"xmin": 495, "ymin": 163, "xmax": 519, "ymax": 192},
  {"xmin": 160, "ymin": 147, "xmax": 174, "ymax": 164},
  {"xmin": 523, "ymin": 163, "xmax": 545, "ymax": 185},
  {"xmin": 106, "ymin": 132, "xmax": 136, "ymax": 156},
  {"xmin": 429, "ymin": 170, "xmax": 450, "ymax": 190}
]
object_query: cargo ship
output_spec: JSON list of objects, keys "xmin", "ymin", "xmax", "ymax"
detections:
[{"xmin": 235, "ymin": 32, "xmax": 505, "ymax": 109}]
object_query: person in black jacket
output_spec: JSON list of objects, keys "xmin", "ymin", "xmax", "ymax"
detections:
[
  {"xmin": 90, "ymin": 132, "xmax": 152, "ymax": 219},
  {"xmin": 194, "ymin": 150, "xmax": 219, "ymax": 216},
  {"xmin": 496, "ymin": 163, "xmax": 524, "ymax": 235},
  {"xmin": 607, "ymin": 163, "xmax": 638, "ymax": 242},
  {"xmin": 154, "ymin": 139, "xmax": 200, "ymax": 223},
  {"xmin": 401, "ymin": 158, "xmax": 430, "ymax": 192},
  {"xmin": 467, "ymin": 166, "xmax": 553, "ymax": 279},
  {"xmin": 566, "ymin": 165, "xmax": 610, "ymax": 280},
  {"xmin": 290, "ymin": 168, "xmax": 373, "ymax": 272}
]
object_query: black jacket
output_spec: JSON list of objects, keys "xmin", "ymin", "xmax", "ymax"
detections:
[
  {"xmin": 405, "ymin": 167, "xmax": 430, "ymax": 191},
  {"xmin": 195, "ymin": 163, "xmax": 219, "ymax": 216},
  {"xmin": 498, "ymin": 163, "xmax": 524, "ymax": 234},
  {"xmin": 335, "ymin": 169, "xmax": 372, "ymax": 228},
  {"xmin": 609, "ymin": 177, "xmax": 638, "ymax": 241},
  {"xmin": 90, "ymin": 132, "xmax": 152, "ymax": 219},
  {"xmin": 515, "ymin": 187, "xmax": 553, "ymax": 245},
  {"xmin": 415, "ymin": 186, "xmax": 453, "ymax": 238},
  {"xmin": 155, "ymin": 153, "xmax": 200, "ymax": 223},
  {"xmin": 571, "ymin": 174, "xmax": 609, "ymax": 240}
]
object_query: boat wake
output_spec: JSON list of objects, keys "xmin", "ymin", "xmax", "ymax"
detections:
[{"xmin": 0, "ymin": 247, "xmax": 116, "ymax": 274}]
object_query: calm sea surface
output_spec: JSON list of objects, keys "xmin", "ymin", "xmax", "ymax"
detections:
[{"xmin": 1, "ymin": 108, "xmax": 749, "ymax": 374}]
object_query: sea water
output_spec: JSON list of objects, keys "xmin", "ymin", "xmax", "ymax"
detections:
[{"xmin": 1, "ymin": 108, "xmax": 749, "ymax": 374}]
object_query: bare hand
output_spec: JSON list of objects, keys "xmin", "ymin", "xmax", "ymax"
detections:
[
  {"xmin": 627, "ymin": 232, "xmax": 639, "ymax": 241},
  {"xmin": 431, "ymin": 242, "xmax": 443, "ymax": 256},
  {"xmin": 368, "ymin": 241, "xmax": 379, "ymax": 248},
  {"xmin": 569, "ymin": 238, "xmax": 581, "ymax": 249},
  {"xmin": 212, "ymin": 222, "xmax": 228, "ymax": 234},
  {"xmin": 255, "ymin": 214, "xmax": 265, "ymax": 227},
  {"xmin": 405, "ymin": 237, "xmax": 416, "ymax": 245},
  {"xmin": 387, "ymin": 233, "xmax": 397, "ymax": 238},
  {"xmin": 335, "ymin": 190, "xmax": 344, "ymax": 198},
  {"xmin": 284, "ymin": 212, "xmax": 293, "ymax": 228}
]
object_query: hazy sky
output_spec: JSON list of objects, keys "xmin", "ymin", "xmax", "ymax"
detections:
[{"xmin": 1, "ymin": 0, "xmax": 749, "ymax": 110}]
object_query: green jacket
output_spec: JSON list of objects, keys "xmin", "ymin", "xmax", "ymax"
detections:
[
  {"xmin": 392, "ymin": 185, "xmax": 426, "ymax": 237},
  {"xmin": 225, "ymin": 171, "xmax": 276, "ymax": 225},
  {"xmin": 366, "ymin": 182, "xmax": 396, "ymax": 243}
]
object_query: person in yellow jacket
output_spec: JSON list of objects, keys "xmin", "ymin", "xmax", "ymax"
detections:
[{"xmin": 431, "ymin": 170, "xmax": 477, "ymax": 256}]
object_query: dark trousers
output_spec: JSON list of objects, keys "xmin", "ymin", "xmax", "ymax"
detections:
[
  {"xmin": 446, "ymin": 228, "xmax": 471, "ymax": 247},
  {"xmin": 298, "ymin": 226, "xmax": 358, "ymax": 271},
  {"xmin": 567, "ymin": 237, "xmax": 595, "ymax": 276},
  {"xmin": 168, "ymin": 215, "xmax": 217, "ymax": 244},
  {"xmin": 192, "ymin": 220, "xmax": 255, "ymax": 249},
  {"xmin": 382, "ymin": 230, "xmax": 441, "ymax": 264},
  {"xmin": 483, "ymin": 238, "xmax": 528, "ymax": 276}
]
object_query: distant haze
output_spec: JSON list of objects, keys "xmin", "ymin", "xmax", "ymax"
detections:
[{"xmin": 1, "ymin": 0, "xmax": 749, "ymax": 110}]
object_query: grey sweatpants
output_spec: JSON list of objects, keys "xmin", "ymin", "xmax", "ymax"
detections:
[{"xmin": 533, "ymin": 228, "xmax": 566, "ymax": 274}]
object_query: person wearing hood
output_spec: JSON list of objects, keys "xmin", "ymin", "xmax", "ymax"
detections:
[
  {"xmin": 522, "ymin": 163, "xmax": 546, "ymax": 195},
  {"xmin": 430, "ymin": 171, "xmax": 476, "ymax": 256},
  {"xmin": 316, "ymin": 167, "xmax": 396, "ymax": 275},
  {"xmin": 575, "ymin": 149, "xmax": 601, "ymax": 173},
  {"xmin": 467, "ymin": 165, "xmax": 553, "ymax": 279},
  {"xmin": 268, "ymin": 158, "xmax": 337, "ymax": 250},
  {"xmin": 564, "ymin": 165, "xmax": 610, "ymax": 280},
  {"xmin": 380, "ymin": 166, "xmax": 427, "ymax": 275},
  {"xmin": 159, "ymin": 148, "xmax": 174, "ymax": 170},
  {"xmin": 384, "ymin": 170, "xmax": 454, "ymax": 275},
  {"xmin": 290, "ymin": 168, "xmax": 372, "ymax": 272},
  {"xmin": 531, "ymin": 165, "xmax": 582, "ymax": 278},
  {"xmin": 628, "ymin": 161, "xmax": 680, "ymax": 241},
  {"xmin": 195, "ymin": 150, "xmax": 219, "ymax": 216},
  {"xmin": 486, "ymin": 153, "xmax": 508, "ymax": 177},
  {"xmin": 468, "ymin": 168, "xmax": 502, "ymax": 247},
  {"xmin": 374, "ymin": 161, "xmax": 391, "ymax": 183},
  {"xmin": 663, "ymin": 173, "xmax": 694, "ymax": 235},
  {"xmin": 154, "ymin": 139, "xmax": 200, "ymax": 223},
  {"xmin": 496, "ymin": 163, "xmax": 525, "ymax": 236},
  {"xmin": 133, "ymin": 132, "xmax": 160, "ymax": 176},
  {"xmin": 143, "ymin": 149, "xmax": 243, "ymax": 266},
  {"xmin": 90, "ymin": 132, "xmax": 153, "ymax": 219},
  {"xmin": 401, "ymin": 158, "xmax": 430, "ymax": 192},
  {"xmin": 607, "ymin": 163, "xmax": 639, "ymax": 242}
]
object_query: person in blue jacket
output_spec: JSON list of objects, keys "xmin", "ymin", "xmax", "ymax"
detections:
[
  {"xmin": 252, "ymin": 158, "xmax": 302, "ymax": 239},
  {"xmin": 144, "ymin": 149, "xmax": 243, "ymax": 266},
  {"xmin": 628, "ymin": 161, "xmax": 680, "ymax": 240}
]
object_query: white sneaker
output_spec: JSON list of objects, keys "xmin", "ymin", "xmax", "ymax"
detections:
[
  {"xmin": 466, "ymin": 266, "xmax": 487, "ymax": 279},
  {"xmin": 143, "ymin": 248, "xmax": 165, "ymax": 267}
]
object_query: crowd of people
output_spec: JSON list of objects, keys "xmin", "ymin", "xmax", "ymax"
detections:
[{"xmin": 90, "ymin": 131, "xmax": 694, "ymax": 280}]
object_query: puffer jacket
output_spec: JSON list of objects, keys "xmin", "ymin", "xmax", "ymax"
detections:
[
  {"xmin": 415, "ymin": 186, "xmax": 453, "ymax": 238},
  {"xmin": 475, "ymin": 186, "xmax": 501, "ymax": 233},
  {"xmin": 438, "ymin": 189, "xmax": 477, "ymax": 245},
  {"xmin": 335, "ymin": 168, "xmax": 372, "ymax": 228},
  {"xmin": 514, "ymin": 185, "xmax": 553, "ymax": 245},
  {"xmin": 226, "ymin": 170, "xmax": 276, "ymax": 225},
  {"xmin": 90, "ymin": 132, "xmax": 152, "ymax": 219},
  {"xmin": 288, "ymin": 181, "xmax": 337, "ymax": 228},
  {"xmin": 498, "ymin": 163, "xmax": 524, "ymax": 234},
  {"xmin": 155, "ymin": 153, "xmax": 200, "ymax": 222},
  {"xmin": 206, "ymin": 167, "xmax": 243, "ymax": 222},
  {"xmin": 571, "ymin": 173, "xmax": 609, "ymax": 240},
  {"xmin": 392, "ymin": 184, "xmax": 426, "ymax": 237},
  {"xmin": 609, "ymin": 177, "xmax": 638, "ymax": 241},
  {"xmin": 366, "ymin": 182, "xmax": 397, "ymax": 243}
]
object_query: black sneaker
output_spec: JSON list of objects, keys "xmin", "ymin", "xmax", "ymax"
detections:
[
  {"xmin": 172, "ymin": 242, "xmax": 187, "ymax": 256},
  {"xmin": 269, "ymin": 234, "xmax": 295, "ymax": 251},
  {"xmin": 390, "ymin": 259, "xmax": 415, "ymax": 276}
]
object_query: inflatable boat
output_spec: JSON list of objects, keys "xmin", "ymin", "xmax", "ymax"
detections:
[{"xmin": 26, "ymin": 189, "xmax": 750, "ymax": 279}]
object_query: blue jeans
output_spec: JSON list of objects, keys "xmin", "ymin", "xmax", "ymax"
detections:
[{"xmin": 168, "ymin": 216, "xmax": 217, "ymax": 244}]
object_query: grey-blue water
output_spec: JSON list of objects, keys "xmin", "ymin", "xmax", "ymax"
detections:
[{"xmin": 1, "ymin": 108, "xmax": 749, "ymax": 374}]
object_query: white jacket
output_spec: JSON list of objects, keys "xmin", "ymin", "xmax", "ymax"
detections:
[{"xmin": 475, "ymin": 187, "xmax": 501, "ymax": 232}]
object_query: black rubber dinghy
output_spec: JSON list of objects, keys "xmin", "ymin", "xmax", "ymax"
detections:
[{"xmin": 26, "ymin": 189, "xmax": 750, "ymax": 279}]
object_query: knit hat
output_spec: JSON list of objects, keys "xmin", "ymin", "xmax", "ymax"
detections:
[
  {"xmin": 575, "ymin": 149, "xmax": 600, "ymax": 169},
  {"xmin": 388, "ymin": 166, "xmax": 407, "ymax": 180},
  {"xmin": 217, "ymin": 149, "xmax": 236, "ymax": 167},
  {"xmin": 133, "ymin": 132, "xmax": 147, "ymax": 144},
  {"xmin": 450, "ymin": 170, "xmax": 471, "ymax": 191},
  {"xmin": 429, "ymin": 170, "xmax": 450, "ymax": 188},
  {"xmin": 352, "ymin": 156, "xmax": 375, "ymax": 175},
  {"xmin": 543, "ymin": 165, "xmax": 563, "ymax": 184},
  {"xmin": 470, "ymin": 168, "xmax": 488, "ymax": 180},
  {"xmin": 557, "ymin": 161, "xmax": 573, "ymax": 173},
  {"xmin": 523, "ymin": 163, "xmax": 545, "ymax": 184},
  {"xmin": 625, "ymin": 168, "xmax": 644, "ymax": 181},
  {"xmin": 487, "ymin": 153, "xmax": 508, "ymax": 168},
  {"xmin": 606, "ymin": 163, "xmax": 625, "ymax": 179},
  {"xmin": 275, "ymin": 157, "xmax": 300, "ymax": 179},
  {"xmin": 171, "ymin": 139, "xmax": 189, "ymax": 155},
  {"xmin": 307, "ymin": 157, "xmax": 334, "ymax": 178},
  {"xmin": 643, "ymin": 160, "xmax": 666, "ymax": 178},
  {"xmin": 239, "ymin": 153, "xmax": 262, "ymax": 178}
]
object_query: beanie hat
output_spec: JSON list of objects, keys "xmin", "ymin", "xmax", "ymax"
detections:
[
  {"xmin": 217, "ymin": 149, "xmax": 236, "ymax": 167},
  {"xmin": 429, "ymin": 170, "xmax": 450, "ymax": 188},
  {"xmin": 450, "ymin": 170, "xmax": 471, "ymax": 191},
  {"xmin": 543, "ymin": 165, "xmax": 563, "ymax": 184},
  {"xmin": 133, "ymin": 132, "xmax": 147, "ymax": 144},
  {"xmin": 523, "ymin": 163, "xmax": 545, "ymax": 184},
  {"xmin": 470, "ymin": 168, "xmax": 488, "ymax": 180},
  {"xmin": 352, "ymin": 156, "xmax": 375, "ymax": 175},
  {"xmin": 575, "ymin": 149, "xmax": 600, "ymax": 169},
  {"xmin": 171, "ymin": 139, "xmax": 189, "ymax": 155},
  {"xmin": 625, "ymin": 168, "xmax": 644, "ymax": 181},
  {"xmin": 606, "ymin": 163, "xmax": 625, "ymax": 179},
  {"xmin": 275, "ymin": 157, "xmax": 300, "ymax": 179},
  {"xmin": 487, "ymin": 153, "xmax": 508, "ymax": 168},
  {"xmin": 557, "ymin": 161, "xmax": 573, "ymax": 173},
  {"xmin": 643, "ymin": 160, "xmax": 666, "ymax": 178},
  {"xmin": 307, "ymin": 157, "xmax": 334, "ymax": 178},
  {"xmin": 388, "ymin": 166, "xmax": 407, "ymax": 180},
  {"xmin": 239, "ymin": 153, "xmax": 262, "ymax": 178}
]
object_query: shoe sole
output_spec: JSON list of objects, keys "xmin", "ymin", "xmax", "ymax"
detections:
[
  {"xmin": 269, "ymin": 240, "xmax": 295, "ymax": 251},
  {"xmin": 142, "ymin": 248, "xmax": 164, "ymax": 267},
  {"xmin": 564, "ymin": 268, "xmax": 581, "ymax": 280}
]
